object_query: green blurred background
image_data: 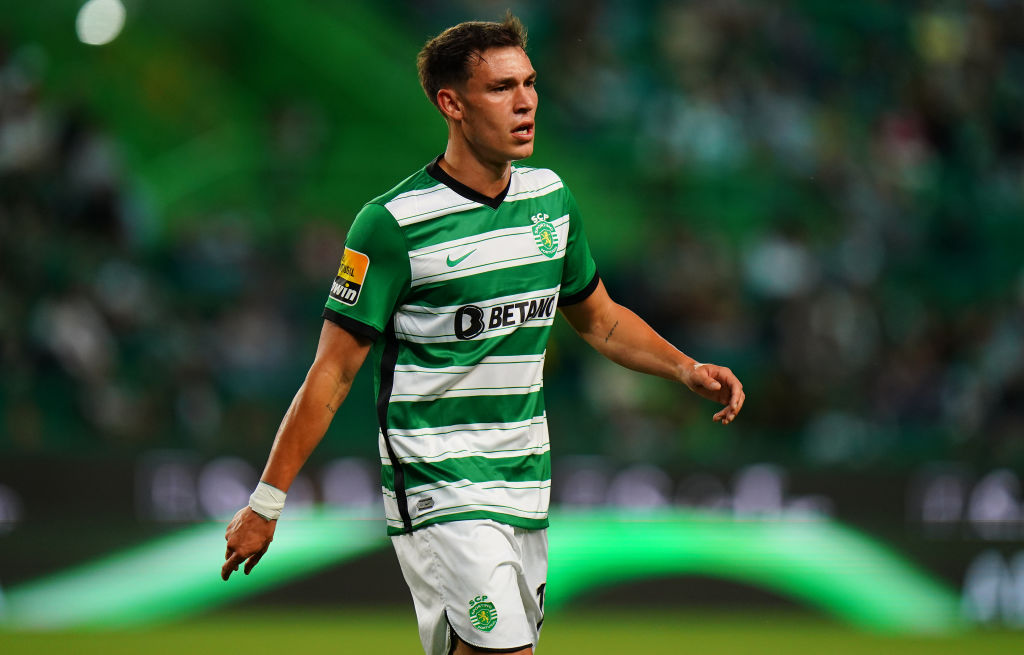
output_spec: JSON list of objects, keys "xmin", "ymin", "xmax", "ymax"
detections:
[{"xmin": 2, "ymin": 0, "xmax": 1024, "ymax": 651}]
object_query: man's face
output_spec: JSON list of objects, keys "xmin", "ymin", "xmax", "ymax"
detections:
[{"xmin": 452, "ymin": 46, "xmax": 537, "ymax": 165}]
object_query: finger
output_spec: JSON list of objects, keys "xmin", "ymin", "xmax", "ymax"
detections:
[
  {"xmin": 725, "ymin": 374, "xmax": 744, "ymax": 406},
  {"xmin": 244, "ymin": 545, "xmax": 269, "ymax": 575},
  {"xmin": 710, "ymin": 369, "xmax": 742, "ymax": 408},
  {"xmin": 732, "ymin": 389, "xmax": 746, "ymax": 413},
  {"xmin": 695, "ymin": 367, "xmax": 722, "ymax": 391},
  {"xmin": 713, "ymin": 393, "xmax": 744, "ymax": 424},
  {"xmin": 222, "ymin": 551, "xmax": 245, "ymax": 581},
  {"xmin": 722, "ymin": 383, "xmax": 742, "ymax": 412}
]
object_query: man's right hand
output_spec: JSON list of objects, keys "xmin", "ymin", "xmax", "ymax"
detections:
[
  {"xmin": 222, "ymin": 506, "xmax": 277, "ymax": 580},
  {"xmin": 219, "ymin": 322, "xmax": 370, "ymax": 581}
]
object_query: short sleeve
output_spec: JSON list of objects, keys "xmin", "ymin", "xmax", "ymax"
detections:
[
  {"xmin": 558, "ymin": 184, "xmax": 600, "ymax": 306},
  {"xmin": 322, "ymin": 203, "xmax": 410, "ymax": 341}
]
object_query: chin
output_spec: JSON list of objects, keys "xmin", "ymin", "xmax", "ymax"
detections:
[{"xmin": 510, "ymin": 144, "xmax": 534, "ymax": 161}]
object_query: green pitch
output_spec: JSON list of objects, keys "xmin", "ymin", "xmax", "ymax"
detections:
[{"xmin": 1, "ymin": 609, "xmax": 1018, "ymax": 655}]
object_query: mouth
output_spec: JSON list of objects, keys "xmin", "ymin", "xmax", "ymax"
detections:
[{"xmin": 512, "ymin": 122, "xmax": 534, "ymax": 141}]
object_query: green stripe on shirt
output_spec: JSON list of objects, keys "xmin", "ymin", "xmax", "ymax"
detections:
[{"xmin": 382, "ymin": 452, "xmax": 551, "ymax": 491}]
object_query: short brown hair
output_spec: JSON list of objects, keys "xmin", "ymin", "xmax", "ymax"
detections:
[{"xmin": 417, "ymin": 12, "xmax": 528, "ymax": 110}]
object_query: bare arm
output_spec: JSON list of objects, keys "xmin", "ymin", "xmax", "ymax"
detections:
[
  {"xmin": 259, "ymin": 321, "xmax": 372, "ymax": 491},
  {"xmin": 222, "ymin": 320, "xmax": 372, "ymax": 580},
  {"xmin": 559, "ymin": 279, "xmax": 744, "ymax": 424}
]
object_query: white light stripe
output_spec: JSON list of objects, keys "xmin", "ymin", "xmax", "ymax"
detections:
[
  {"xmin": 386, "ymin": 505, "xmax": 549, "ymax": 529},
  {"xmin": 505, "ymin": 181, "xmax": 563, "ymax": 202},
  {"xmin": 384, "ymin": 478, "xmax": 549, "ymax": 497},
  {"xmin": 384, "ymin": 443, "xmax": 550, "ymax": 466},
  {"xmin": 393, "ymin": 354, "xmax": 542, "ymax": 371},
  {"xmin": 386, "ymin": 184, "xmax": 481, "ymax": 227},
  {"xmin": 395, "ymin": 290, "xmax": 558, "ymax": 321},
  {"xmin": 387, "ymin": 416, "xmax": 546, "ymax": 438},
  {"xmin": 408, "ymin": 222, "xmax": 540, "ymax": 258},
  {"xmin": 384, "ymin": 417, "xmax": 550, "ymax": 463},
  {"xmin": 506, "ymin": 167, "xmax": 562, "ymax": 201},
  {"xmin": 408, "ymin": 215, "xmax": 569, "ymax": 288},
  {"xmin": 383, "ymin": 480, "xmax": 551, "ymax": 526},
  {"xmin": 390, "ymin": 355, "xmax": 544, "ymax": 402},
  {"xmin": 411, "ymin": 501, "xmax": 549, "ymax": 526},
  {"xmin": 395, "ymin": 319, "xmax": 556, "ymax": 344},
  {"xmin": 383, "ymin": 167, "xmax": 563, "ymax": 229},
  {"xmin": 390, "ymin": 182, "xmax": 447, "ymax": 202},
  {"xmin": 393, "ymin": 286, "xmax": 561, "ymax": 343}
]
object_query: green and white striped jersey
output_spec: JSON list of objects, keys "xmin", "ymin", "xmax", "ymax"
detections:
[{"xmin": 323, "ymin": 156, "xmax": 599, "ymax": 535}]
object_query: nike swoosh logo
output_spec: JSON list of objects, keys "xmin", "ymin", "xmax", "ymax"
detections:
[{"xmin": 446, "ymin": 249, "xmax": 476, "ymax": 267}]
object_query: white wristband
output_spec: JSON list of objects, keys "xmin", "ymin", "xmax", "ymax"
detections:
[{"xmin": 249, "ymin": 481, "xmax": 286, "ymax": 521}]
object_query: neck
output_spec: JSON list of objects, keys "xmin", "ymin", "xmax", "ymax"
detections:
[{"xmin": 439, "ymin": 138, "xmax": 511, "ymax": 199}]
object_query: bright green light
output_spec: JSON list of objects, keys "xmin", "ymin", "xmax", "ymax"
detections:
[
  {"xmin": 545, "ymin": 510, "xmax": 963, "ymax": 633},
  {"xmin": 4, "ymin": 509, "xmax": 386, "ymax": 629},
  {"xmin": 2, "ymin": 509, "xmax": 962, "ymax": 633}
]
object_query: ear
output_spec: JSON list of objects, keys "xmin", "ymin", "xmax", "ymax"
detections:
[{"xmin": 436, "ymin": 88, "xmax": 463, "ymax": 121}]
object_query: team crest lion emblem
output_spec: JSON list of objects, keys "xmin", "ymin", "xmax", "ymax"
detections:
[
  {"xmin": 530, "ymin": 212, "xmax": 558, "ymax": 258},
  {"xmin": 468, "ymin": 595, "xmax": 498, "ymax": 632}
]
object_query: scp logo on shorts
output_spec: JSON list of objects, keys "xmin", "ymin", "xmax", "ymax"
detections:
[
  {"xmin": 468, "ymin": 595, "xmax": 498, "ymax": 632},
  {"xmin": 330, "ymin": 247, "xmax": 369, "ymax": 306}
]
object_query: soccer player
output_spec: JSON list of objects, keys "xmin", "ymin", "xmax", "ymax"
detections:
[{"xmin": 222, "ymin": 14, "xmax": 744, "ymax": 655}]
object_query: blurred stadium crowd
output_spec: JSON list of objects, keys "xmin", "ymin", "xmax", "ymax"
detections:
[{"xmin": 2, "ymin": 1, "xmax": 1023, "ymax": 472}]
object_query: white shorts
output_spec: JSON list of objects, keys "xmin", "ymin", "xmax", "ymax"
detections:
[{"xmin": 392, "ymin": 519, "xmax": 548, "ymax": 655}]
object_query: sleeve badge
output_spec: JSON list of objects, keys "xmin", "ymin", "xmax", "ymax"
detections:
[{"xmin": 329, "ymin": 247, "xmax": 370, "ymax": 306}]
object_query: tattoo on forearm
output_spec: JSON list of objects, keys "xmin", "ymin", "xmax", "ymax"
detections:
[{"xmin": 605, "ymin": 320, "xmax": 619, "ymax": 343}]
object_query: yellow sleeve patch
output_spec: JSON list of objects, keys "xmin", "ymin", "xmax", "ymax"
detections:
[{"xmin": 330, "ymin": 247, "xmax": 370, "ymax": 306}]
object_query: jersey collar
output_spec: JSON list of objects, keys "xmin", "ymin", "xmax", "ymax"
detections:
[{"xmin": 425, "ymin": 154, "xmax": 510, "ymax": 210}]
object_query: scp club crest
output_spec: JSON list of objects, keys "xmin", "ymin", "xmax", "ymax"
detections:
[
  {"xmin": 468, "ymin": 595, "xmax": 498, "ymax": 632},
  {"xmin": 530, "ymin": 212, "xmax": 558, "ymax": 258}
]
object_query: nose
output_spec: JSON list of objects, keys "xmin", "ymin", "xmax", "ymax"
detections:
[{"xmin": 514, "ymin": 84, "xmax": 536, "ymax": 114}]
